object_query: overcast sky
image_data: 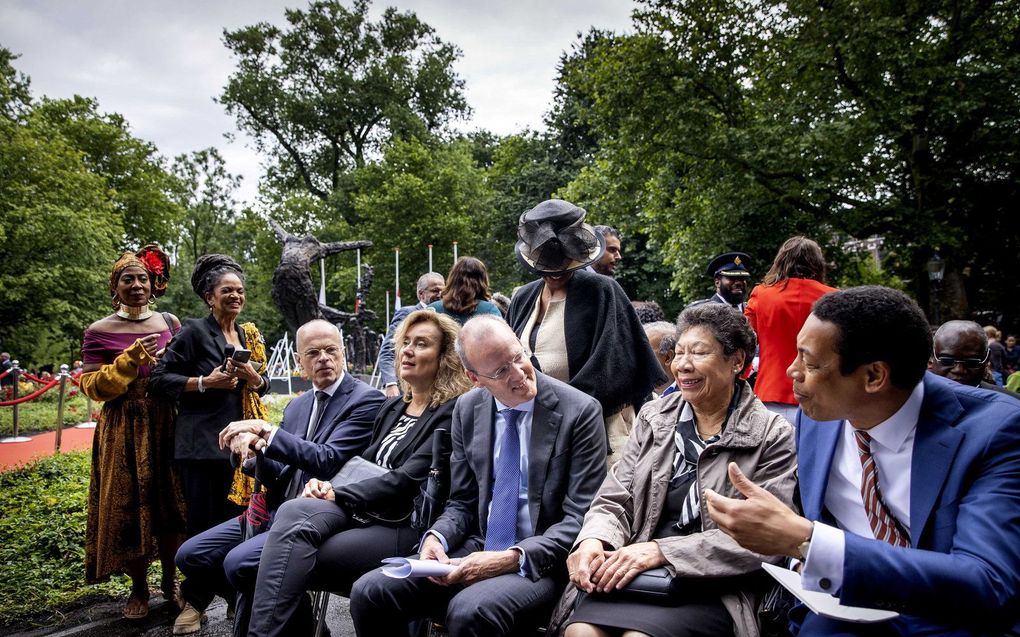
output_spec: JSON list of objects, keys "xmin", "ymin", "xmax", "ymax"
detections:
[{"xmin": 1, "ymin": 0, "xmax": 636, "ymax": 204}]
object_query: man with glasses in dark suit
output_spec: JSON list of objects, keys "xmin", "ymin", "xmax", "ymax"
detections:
[{"xmin": 350, "ymin": 315, "xmax": 607, "ymax": 636}]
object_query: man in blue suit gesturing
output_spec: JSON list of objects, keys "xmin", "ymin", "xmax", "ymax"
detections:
[
  {"xmin": 706, "ymin": 286, "xmax": 1020, "ymax": 636},
  {"xmin": 173, "ymin": 319, "xmax": 383, "ymax": 635}
]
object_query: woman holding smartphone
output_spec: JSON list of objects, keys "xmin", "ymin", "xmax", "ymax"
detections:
[{"xmin": 151, "ymin": 254, "xmax": 270, "ymax": 539}]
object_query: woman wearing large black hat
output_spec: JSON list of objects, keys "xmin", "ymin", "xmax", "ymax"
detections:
[{"xmin": 506, "ymin": 200, "xmax": 669, "ymax": 466}]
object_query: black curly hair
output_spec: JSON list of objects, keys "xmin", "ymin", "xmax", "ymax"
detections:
[
  {"xmin": 191, "ymin": 254, "xmax": 244, "ymax": 302},
  {"xmin": 812, "ymin": 286, "xmax": 931, "ymax": 390}
]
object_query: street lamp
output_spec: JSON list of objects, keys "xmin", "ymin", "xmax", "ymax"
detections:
[{"xmin": 927, "ymin": 254, "xmax": 945, "ymax": 325}]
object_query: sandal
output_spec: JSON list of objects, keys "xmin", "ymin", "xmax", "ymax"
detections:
[{"xmin": 122, "ymin": 590, "xmax": 150, "ymax": 620}]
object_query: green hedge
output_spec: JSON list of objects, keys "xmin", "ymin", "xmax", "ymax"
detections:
[
  {"xmin": 0, "ymin": 394, "xmax": 294, "ymax": 629},
  {"xmin": 0, "ymin": 451, "xmax": 129, "ymax": 628}
]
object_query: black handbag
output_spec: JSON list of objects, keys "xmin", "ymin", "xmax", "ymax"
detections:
[
  {"xmin": 609, "ymin": 567, "xmax": 681, "ymax": 601},
  {"xmin": 330, "ymin": 455, "xmax": 388, "ymax": 486}
]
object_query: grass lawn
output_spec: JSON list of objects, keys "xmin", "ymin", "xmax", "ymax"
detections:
[{"xmin": 0, "ymin": 393, "xmax": 294, "ymax": 630}]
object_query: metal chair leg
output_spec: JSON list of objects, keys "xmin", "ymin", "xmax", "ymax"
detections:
[{"xmin": 312, "ymin": 591, "xmax": 331, "ymax": 637}]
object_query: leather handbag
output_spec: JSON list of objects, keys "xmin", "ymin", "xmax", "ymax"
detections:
[
  {"xmin": 613, "ymin": 567, "xmax": 680, "ymax": 601},
  {"xmin": 330, "ymin": 455, "xmax": 388, "ymax": 486}
]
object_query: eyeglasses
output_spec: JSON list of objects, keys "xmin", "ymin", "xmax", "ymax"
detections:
[
  {"xmin": 471, "ymin": 349, "xmax": 526, "ymax": 381},
  {"xmin": 302, "ymin": 345, "xmax": 342, "ymax": 359},
  {"xmin": 932, "ymin": 350, "xmax": 989, "ymax": 369}
]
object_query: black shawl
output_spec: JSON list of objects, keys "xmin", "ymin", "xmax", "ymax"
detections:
[{"xmin": 506, "ymin": 269, "xmax": 668, "ymax": 416}]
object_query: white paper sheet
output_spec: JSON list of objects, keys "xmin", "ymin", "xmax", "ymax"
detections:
[
  {"xmin": 761, "ymin": 562, "xmax": 900, "ymax": 623},
  {"xmin": 381, "ymin": 557, "xmax": 457, "ymax": 579}
]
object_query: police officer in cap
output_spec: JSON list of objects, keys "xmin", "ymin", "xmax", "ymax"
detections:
[{"xmin": 689, "ymin": 252, "xmax": 752, "ymax": 312}]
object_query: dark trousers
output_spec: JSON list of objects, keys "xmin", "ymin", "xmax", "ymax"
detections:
[
  {"xmin": 248, "ymin": 497, "xmax": 418, "ymax": 637},
  {"xmin": 176, "ymin": 517, "xmax": 267, "ymax": 634},
  {"xmin": 350, "ymin": 540, "xmax": 561, "ymax": 637},
  {"xmin": 178, "ymin": 458, "xmax": 245, "ymax": 538}
]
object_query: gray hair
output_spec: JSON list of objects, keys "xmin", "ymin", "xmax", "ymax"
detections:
[
  {"xmin": 455, "ymin": 314, "xmax": 514, "ymax": 371},
  {"xmin": 644, "ymin": 321, "xmax": 677, "ymax": 355},
  {"xmin": 417, "ymin": 272, "xmax": 444, "ymax": 294},
  {"xmin": 593, "ymin": 224, "xmax": 620, "ymax": 240},
  {"xmin": 676, "ymin": 304, "xmax": 756, "ymax": 372}
]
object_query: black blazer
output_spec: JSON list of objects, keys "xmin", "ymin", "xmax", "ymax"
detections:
[
  {"xmin": 149, "ymin": 315, "xmax": 270, "ymax": 461},
  {"xmin": 333, "ymin": 395, "xmax": 457, "ymax": 523}
]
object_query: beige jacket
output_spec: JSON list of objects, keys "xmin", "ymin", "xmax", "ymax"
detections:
[{"xmin": 548, "ymin": 382, "xmax": 798, "ymax": 636}]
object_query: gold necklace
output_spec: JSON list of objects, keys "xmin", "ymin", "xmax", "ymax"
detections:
[{"xmin": 116, "ymin": 304, "xmax": 154, "ymax": 321}]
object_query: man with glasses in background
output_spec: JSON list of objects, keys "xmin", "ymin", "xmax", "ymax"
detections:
[
  {"xmin": 929, "ymin": 320, "xmax": 1019, "ymax": 399},
  {"xmin": 350, "ymin": 315, "xmax": 607, "ymax": 636}
]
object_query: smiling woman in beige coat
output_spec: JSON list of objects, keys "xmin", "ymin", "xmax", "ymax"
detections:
[{"xmin": 552, "ymin": 303, "xmax": 798, "ymax": 637}]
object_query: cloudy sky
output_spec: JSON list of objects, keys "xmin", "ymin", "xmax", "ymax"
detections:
[{"xmin": 1, "ymin": 1, "xmax": 636, "ymax": 204}]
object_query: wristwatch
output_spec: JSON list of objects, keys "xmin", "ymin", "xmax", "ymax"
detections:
[
  {"xmin": 258, "ymin": 422, "xmax": 273, "ymax": 439},
  {"xmin": 797, "ymin": 523, "xmax": 814, "ymax": 560}
]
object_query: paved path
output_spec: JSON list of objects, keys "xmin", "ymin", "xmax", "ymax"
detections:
[
  {"xmin": 7, "ymin": 594, "xmax": 355, "ymax": 637},
  {"xmin": 0, "ymin": 425, "xmax": 95, "ymax": 472}
]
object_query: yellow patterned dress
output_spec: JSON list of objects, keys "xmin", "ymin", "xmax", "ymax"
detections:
[{"xmin": 79, "ymin": 329, "xmax": 187, "ymax": 583}]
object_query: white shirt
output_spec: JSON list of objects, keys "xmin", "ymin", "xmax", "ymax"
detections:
[
  {"xmin": 802, "ymin": 380, "xmax": 923, "ymax": 593},
  {"xmin": 266, "ymin": 372, "xmax": 344, "ymax": 446}
]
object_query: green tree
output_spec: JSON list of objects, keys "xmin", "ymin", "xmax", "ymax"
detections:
[
  {"xmin": 351, "ymin": 136, "xmax": 492, "ymax": 314},
  {"xmin": 0, "ymin": 99, "xmax": 121, "ymax": 364},
  {"xmin": 32, "ymin": 97, "xmax": 181, "ymax": 248},
  {"xmin": 555, "ymin": 0, "xmax": 1020, "ymax": 322},
  {"xmin": 479, "ymin": 131, "xmax": 579, "ymax": 293},
  {"xmin": 0, "ymin": 49, "xmax": 182, "ymax": 365},
  {"xmin": 219, "ymin": 0, "xmax": 468, "ymax": 220}
]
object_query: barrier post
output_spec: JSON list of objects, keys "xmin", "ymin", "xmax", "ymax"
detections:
[
  {"xmin": 1, "ymin": 361, "xmax": 31, "ymax": 443},
  {"xmin": 54, "ymin": 364, "xmax": 69, "ymax": 453},
  {"xmin": 76, "ymin": 394, "xmax": 98, "ymax": 428}
]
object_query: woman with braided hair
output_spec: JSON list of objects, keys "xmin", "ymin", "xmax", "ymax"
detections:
[
  {"xmin": 79, "ymin": 243, "xmax": 187, "ymax": 620},
  {"xmin": 151, "ymin": 255, "xmax": 270, "ymax": 548}
]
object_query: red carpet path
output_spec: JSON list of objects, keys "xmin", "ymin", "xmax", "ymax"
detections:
[{"xmin": 0, "ymin": 426, "xmax": 95, "ymax": 472}]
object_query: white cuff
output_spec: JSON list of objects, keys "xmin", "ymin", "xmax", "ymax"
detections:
[
  {"xmin": 801, "ymin": 522, "xmax": 845, "ymax": 594},
  {"xmin": 265, "ymin": 425, "xmax": 280, "ymax": 447}
]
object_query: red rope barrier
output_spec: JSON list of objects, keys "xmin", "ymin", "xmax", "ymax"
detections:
[
  {"xmin": 0, "ymin": 369, "xmax": 9, "ymax": 380},
  {"xmin": 0, "ymin": 380, "xmax": 59, "ymax": 406},
  {"xmin": 21, "ymin": 372, "xmax": 48, "ymax": 384},
  {"xmin": 69, "ymin": 375, "xmax": 81, "ymax": 387}
]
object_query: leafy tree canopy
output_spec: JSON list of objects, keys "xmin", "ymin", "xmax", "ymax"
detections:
[
  {"xmin": 0, "ymin": 49, "xmax": 182, "ymax": 364},
  {"xmin": 219, "ymin": 0, "xmax": 469, "ymax": 217},
  {"xmin": 555, "ymin": 0, "xmax": 1020, "ymax": 320}
]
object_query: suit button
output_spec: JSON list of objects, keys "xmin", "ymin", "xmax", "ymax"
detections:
[{"xmin": 819, "ymin": 578, "xmax": 831, "ymax": 591}]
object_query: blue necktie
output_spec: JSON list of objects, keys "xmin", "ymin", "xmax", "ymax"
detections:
[{"xmin": 485, "ymin": 408, "xmax": 522, "ymax": 551}]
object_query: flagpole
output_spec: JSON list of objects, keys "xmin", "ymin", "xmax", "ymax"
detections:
[
  {"xmin": 394, "ymin": 247, "xmax": 401, "ymax": 309},
  {"xmin": 355, "ymin": 248, "xmax": 362, "ymax": 313},
  {"xmin": 318, "ymin": 258, "xmax": 326, "ymax": 305},
  {"xmin": 452, "ymin": 240, "xmax": 458, "ymax": 264},
  {"xmin": 428, "ymin": 244, "xmax": 433, "ymax": 273}
]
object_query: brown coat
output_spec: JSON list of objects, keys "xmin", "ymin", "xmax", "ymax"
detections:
[{"xmin": 548, "ymin": 382, "xmax": 798, "ymax": 636}]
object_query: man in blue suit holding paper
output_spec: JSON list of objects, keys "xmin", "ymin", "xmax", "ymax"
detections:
[{"xmin": 706, "ymin": 286, "xmax": 1020, "ymax": 636}]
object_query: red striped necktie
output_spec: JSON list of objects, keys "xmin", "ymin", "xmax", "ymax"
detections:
[{"xmin": 853, "ymin": 429, "xmax": 910, "ymax": 547}]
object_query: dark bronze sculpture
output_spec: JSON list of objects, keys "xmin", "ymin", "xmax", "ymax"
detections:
[{"xmin": 268, "ymin": 218, "xmax": 379, "ymax": 370}]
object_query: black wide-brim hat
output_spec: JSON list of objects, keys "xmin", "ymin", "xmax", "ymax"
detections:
[{"xmin": 514, "ymin": 199, "xmax": 606, "ymax": 276}]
